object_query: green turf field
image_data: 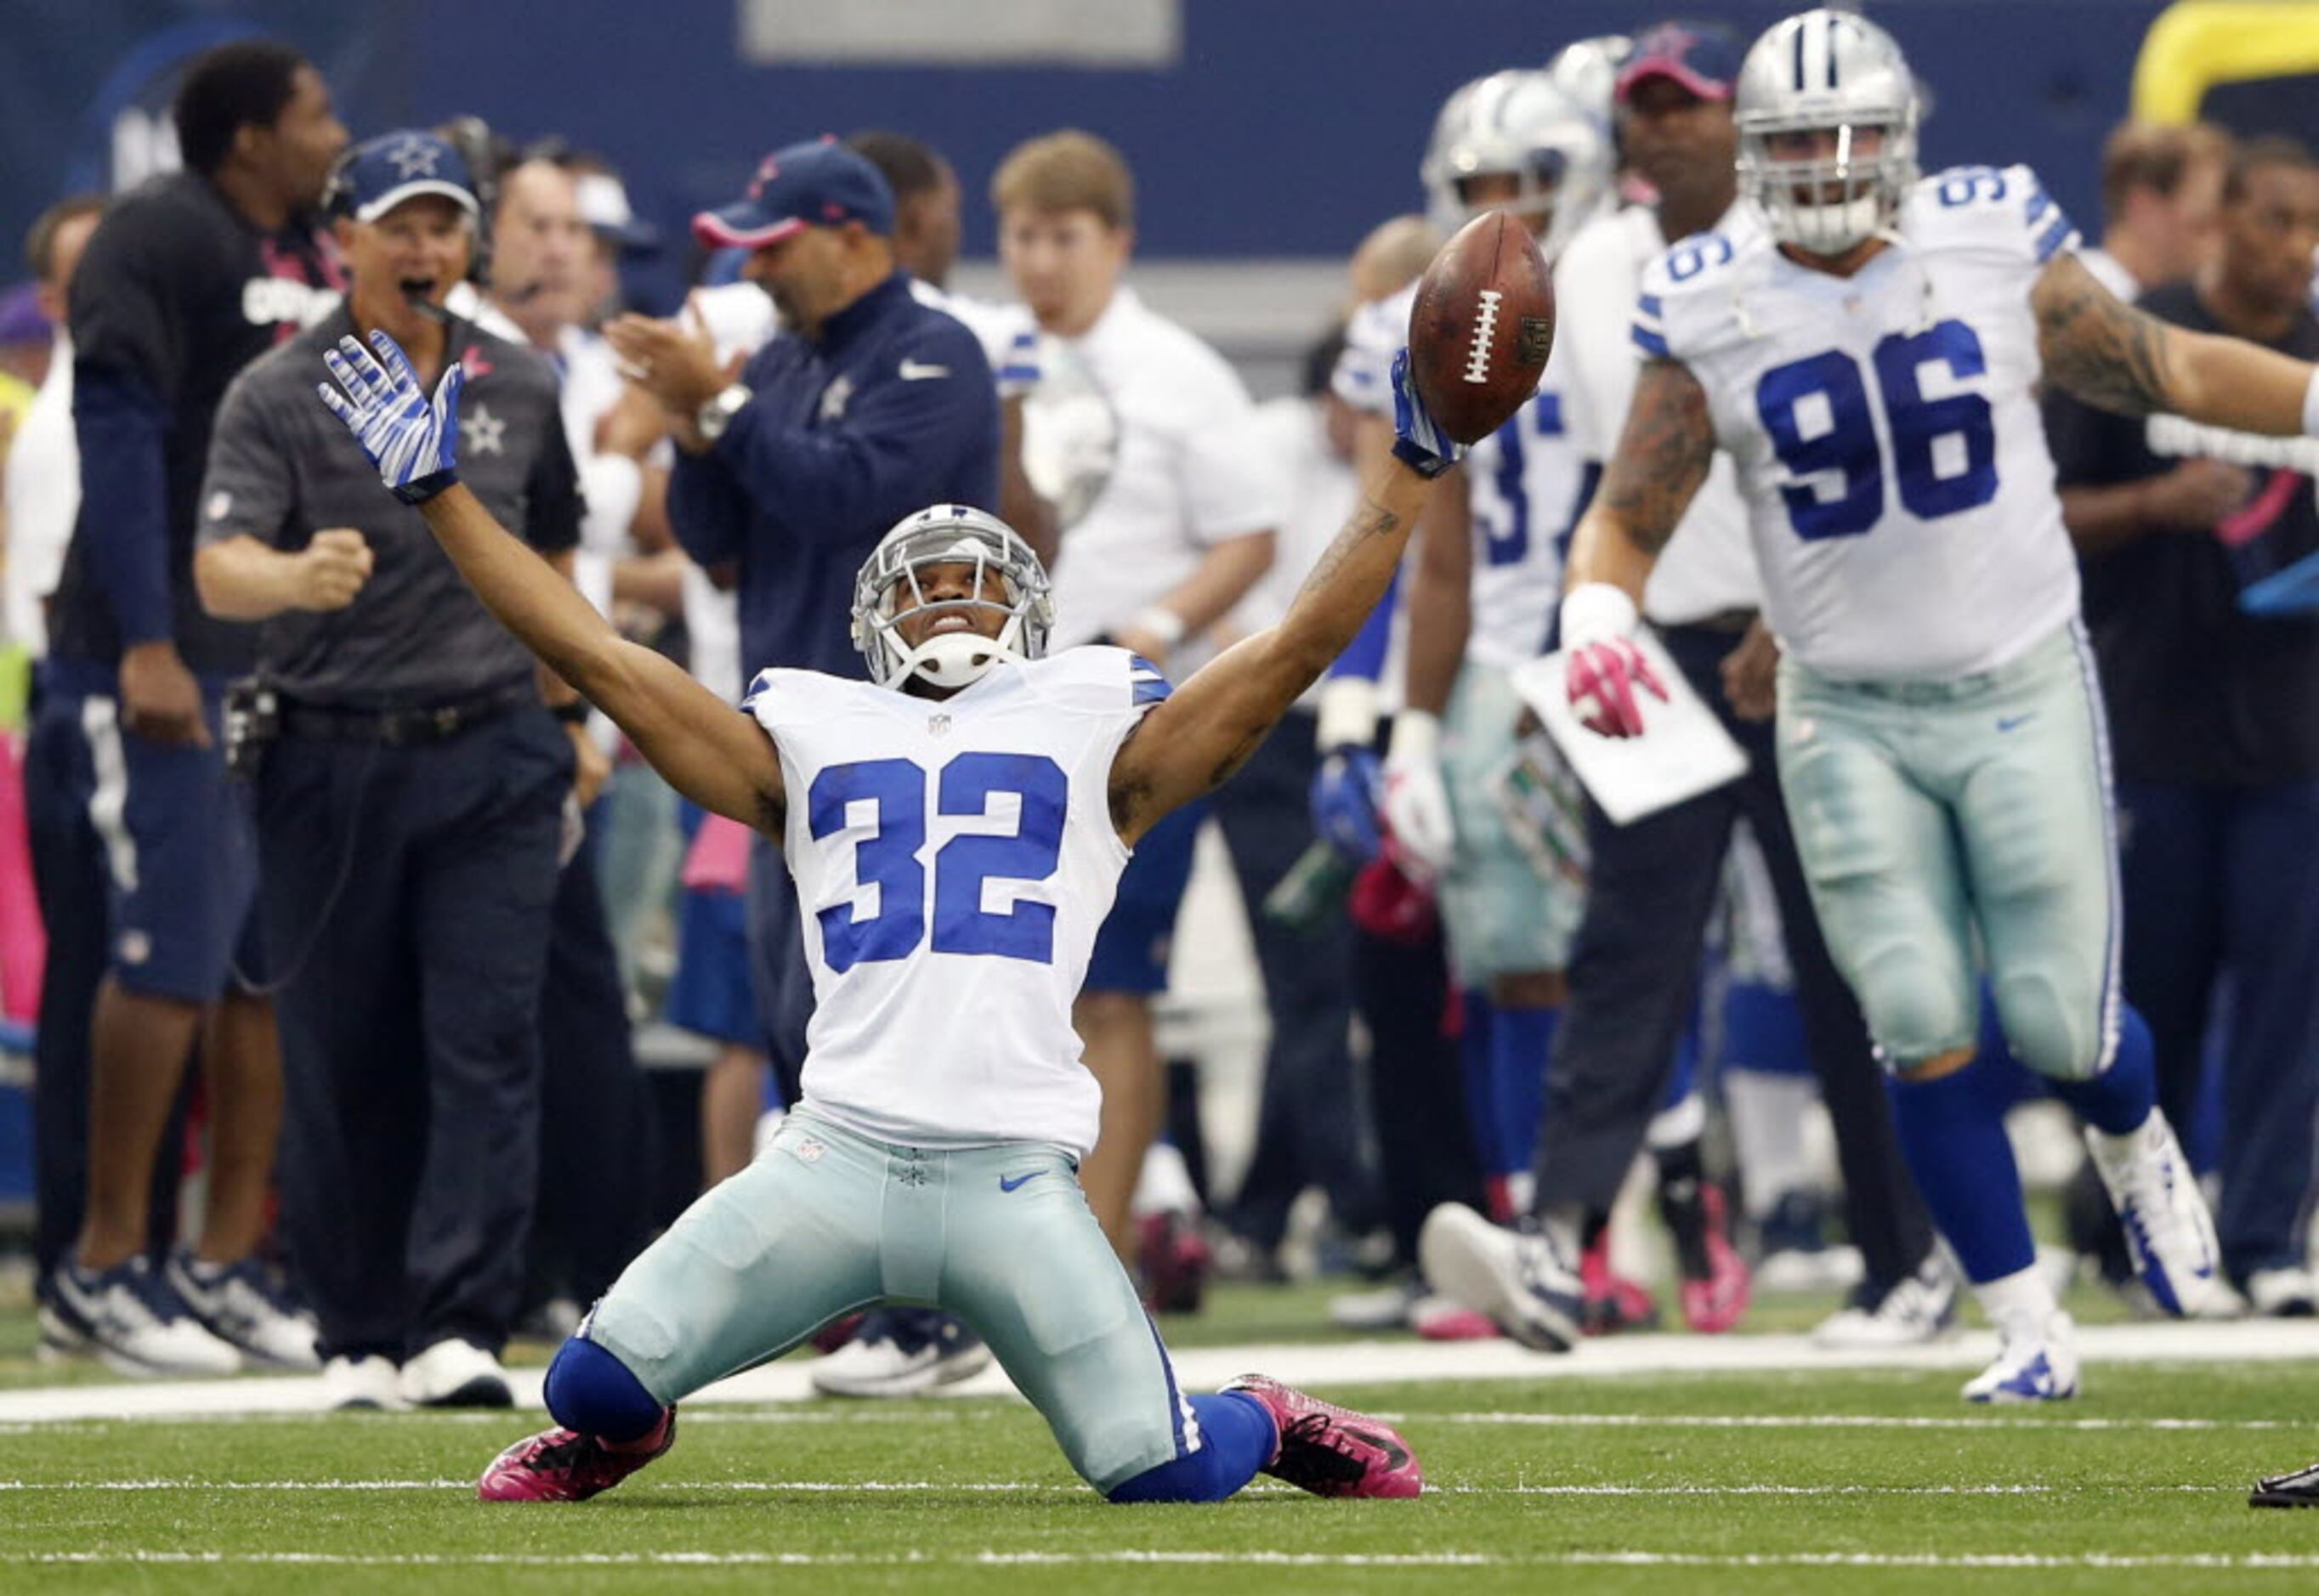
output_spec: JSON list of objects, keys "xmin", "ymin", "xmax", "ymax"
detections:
[{"xmin": 3, "ymin": 1358, "xmax": 2316, "ymax": 1594}]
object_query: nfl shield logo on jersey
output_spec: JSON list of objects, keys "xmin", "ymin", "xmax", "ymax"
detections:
[{"xmin": 927, "ymin": 713, "xmax": 951, "ymax": 736}]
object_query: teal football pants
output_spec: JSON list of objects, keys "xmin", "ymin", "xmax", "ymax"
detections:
[
  {"xmin": 582, "ymin": 1109, "xmax": 1197, "ymax": 1491},
  {"xmin": 1775, "ymin": 620, "xmax": 2121, "ymax": 1081}
]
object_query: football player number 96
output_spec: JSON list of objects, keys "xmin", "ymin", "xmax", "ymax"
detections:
[{"xmin": 1755, "ymin": 317, "xmax": 1999, "ymax": 540}]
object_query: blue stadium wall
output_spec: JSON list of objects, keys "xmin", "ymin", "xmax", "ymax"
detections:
[{"xmin": 7, "ymin": 0, "xmax": 2166, "ymax": 309}]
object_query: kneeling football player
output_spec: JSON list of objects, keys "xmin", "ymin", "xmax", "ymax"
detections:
[{"xmin": 317, "ymin": 322, "xmax": 1472, "ymax": 1503}]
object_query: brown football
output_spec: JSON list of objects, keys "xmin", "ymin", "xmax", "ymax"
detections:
[{"xmin": 1405, "ymin": 211, "xmax": 1556, "ymax": 446}]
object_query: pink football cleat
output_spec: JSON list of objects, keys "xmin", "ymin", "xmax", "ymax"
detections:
[
  {"xmin": 1580, "ymin": 1234, "xmax": 1661, "ymax": 1337},
  {"xmin": 477, "ymin": 1406, "xmax": 675, "ymax": 1503},
  {"xmin": 1222, "ymin": 1374, "xmax": 1422, "ymax": 1499},
  {"xmin": 1137, "ymin": 1210, "xmax": 1213, "ymax": 1316},
  {"xmin": 1665, "ymin": 1180, "xmax": 1751, "ymax": 1334}
]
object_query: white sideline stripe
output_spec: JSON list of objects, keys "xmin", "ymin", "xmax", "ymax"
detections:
[
  {"xmin": 0, "ymin": 1477, "xmax": 2232, "ymax": 1496},
  {"xmin": 5, "ymin": 1317, "xmax": 2317, "ymax": 1426},
  {"xmin": 1426, "ymin": 1412, "xmax": 2315, "ymax": 1433},
  {"xmin": 10, "ymin": 1551, "xmax": 2319, "ymax": 1571}
]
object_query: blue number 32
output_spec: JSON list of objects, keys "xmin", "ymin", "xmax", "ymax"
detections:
[
  {"xmin": 1754, "ymin": 318, "xmax": 1999, "ymax": 540},
  {"xmin": 807, "ymin": 753, "xmax": 1068, "ymax": 971}
]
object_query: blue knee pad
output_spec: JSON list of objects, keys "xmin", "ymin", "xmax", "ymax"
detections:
[
  {"xmin": 544, "ymin": 1335, "xmax": 664, "ymax": 1443},
  {"xmin": 1105, "ymin": 1391, "xmax": 1274, "ymax": 1504}
]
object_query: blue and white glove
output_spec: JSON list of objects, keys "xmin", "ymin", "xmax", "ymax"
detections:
[
  {"xmin": 1389, "ymin": 348, "xmax": 1463, "ymax": 479},
  {"xmin": 316, "ymin": 330, "xmax": 464, "ymax": 505},
  {"xmin": 1310, "ymin": 744, "xmax": 1385, "ymax": 864}
]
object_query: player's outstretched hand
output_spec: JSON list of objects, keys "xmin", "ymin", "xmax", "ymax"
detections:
[
  {"xmin": 317, "ymin": 331, "xmax": 463, "ymax": 505},
  {"xmin": 1561, "ymin": 582, "xmax": 1668, "ymax": 739},
  {"xmin": 1389, "ymin": 348, "xmax": 1465, "ymax": 479}
]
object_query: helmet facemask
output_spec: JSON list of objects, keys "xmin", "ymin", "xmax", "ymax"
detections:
[
  {"xmin": 1738, "ymin": 112, "xmax": 1918, "ymax": 255},
  {"xmin": 850, "ymin": 507, "xmax": 1054, "ymax": 691}
]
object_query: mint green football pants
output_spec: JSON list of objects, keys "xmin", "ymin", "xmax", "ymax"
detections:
[
  {"xmin": 1773, "ymin": 620, "xmax": 2122, "ymax": 1081},
  {"xmin": 581, "ymin": 1110, "xmax": 1195, "ymax": 1491}
]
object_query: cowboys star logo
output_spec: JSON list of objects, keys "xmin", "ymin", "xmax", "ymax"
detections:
[
  {"xmin": 385, "ymin": 134, "xmax": 444, "ymax": 180},
  {"xmin": 460, "ymin": 402, "xmax": 507, "ymax": 457}
]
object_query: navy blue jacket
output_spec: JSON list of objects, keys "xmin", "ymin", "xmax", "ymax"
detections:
[{"xmin": 669, "ymin": 273, "xmax": 1000, "ymax": 680}]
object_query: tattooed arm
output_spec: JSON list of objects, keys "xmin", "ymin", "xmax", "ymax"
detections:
[
  {"xmin": 2033, "ymin": 252, "xmax": 2316, "ymax": 433},
  {"xmin": 1562, "ymin": 356, "xmax": 1719, "ymax": 607},
  {"xmin": 1108, "ymin": 454, "xmax": 1437, "ymax": 843}
]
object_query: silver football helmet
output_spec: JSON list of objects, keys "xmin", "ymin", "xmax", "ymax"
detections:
[
  {"xmin": 1734, "ymin": 8, "xmax": 1920, "ymax": 257},
  {"xmin": 1545, "ymin": 35, "xmax": 1632, "ymax": 140},
  {"xmin": 850, "ymin": 505, "xmax": 1054, "ymax": 691},
  {"xmin": 1420, "ymin": 70, "xmax": 1613, "ymax": 263}
]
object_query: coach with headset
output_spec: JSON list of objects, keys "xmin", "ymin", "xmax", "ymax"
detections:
[{"xmin": 192, "ymin": 130, "xmax": 589, "ymax": 1412}]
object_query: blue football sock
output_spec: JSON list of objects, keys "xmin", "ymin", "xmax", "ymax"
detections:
[
  {"xmin": 1490, "ymin": 1004, "xmax": 1559, "ymax": 1176},
  {"xmin": 1721, "ymin": 979, "xmax": 1811, "ymax": 1077},
  {"xmin": 544, "ymin": 1334, "xmax": 665, "ymax": 1443},
  {"xmin": 1105, "ymin": 1391, "xmax": 1275, "ymax": 1503},
  {"xmin": 2042, "ymin": 1004, "xmax": 2157, "ymax": 1137},
  {"xmin": 1886, "ymin": 1054, "xmax": 2037, "ymax": 1285}
]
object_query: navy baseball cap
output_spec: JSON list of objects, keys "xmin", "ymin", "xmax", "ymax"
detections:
[
  {"xmin": 1615, "ymin": 20, "xmax": 1744, "ymax": 102},
  {"xmin": 333, "ymin": 130, "xmax": 479, "ymax": 223},
  {"xmin": 693, "ymin": 138, "xmax": 894, "ymax": 251}
]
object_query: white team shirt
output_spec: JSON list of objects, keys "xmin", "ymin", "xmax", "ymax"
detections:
[
  {"xmin": 1557, "ymin": 204, "xmax": 1761, "ymax": 626},
  {"xmin": 744, "ymin": 646, "xmax": 1169, "ymax": 1156},
  {"xmin": 1334, "ymin": 281, "xmax": 1585, "ymax": 669},
  {"xmin": 1637, "ymin": 165, "xmax": 2084, "ymax": 679},
  {"xmin": 3, "ymin": 333, "xmax": 77, "ymax": 654},
  {"xmin": 1023, "ymin": 287, "xmax": 1283, "ymax": 650}
]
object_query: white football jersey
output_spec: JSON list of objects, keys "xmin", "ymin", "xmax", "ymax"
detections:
[
  {"xmin": 744, "ymin": 647, "xmax": 1168, "ymax": 1157},
  {"xmin": 1637, "ymin": 165, "xmax": 2083, "ymax": 678},
  {"xmin": 1335, "ymin": 281, "xmax": 1587, "ymax": 668}
]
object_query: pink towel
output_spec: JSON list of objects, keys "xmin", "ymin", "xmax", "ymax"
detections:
[
  {"xmin": 681, "ymin": 811, "xmax": 754, "ymax": 895},
  {"xmin": 0, "ymin": 733, "xmax": 46, "ymax": 1023}
]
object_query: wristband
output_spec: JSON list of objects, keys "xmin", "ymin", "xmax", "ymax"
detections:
[
  {"xmin": 1314, "ymin": 677, "xmax": 1380, "ymax": 751},
  {"xmin": 1559, "ymin": 582, "xmax": 1640, "ymax": 649},
  {"xmin": 1131, "ymin": 606, "xmax": 1188, "ymax": 651},
  {"xmin": 1386, "ymin": 708, "xmax": 1442, "ymax": 765},
  {"xmin": 2301, "ymin": 366, "xmax": 2319, "ymax": 439},
  {"xmin": 552, "ymin": 699, "xmax": 593, "ymax": 726}
]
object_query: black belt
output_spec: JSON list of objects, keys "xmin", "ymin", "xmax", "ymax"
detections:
[
  {"xmin": 1666, "ymin": 607, "xmax": 1760, "ymax": 637},
  {"xmin": 279, "ymin": 685, "xmax": 536, "ymax": 745}
]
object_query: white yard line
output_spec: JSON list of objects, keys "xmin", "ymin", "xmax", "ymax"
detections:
[
  {"xmin": 2, "ymin": 1318, "xmax": 2314, "ymax": 1427},
  {"xmin": 9, "ymin": 1549, "xmax": 2319, "ymax": 1571}
]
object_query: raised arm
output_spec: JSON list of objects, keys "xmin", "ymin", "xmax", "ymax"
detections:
[
  {"xmin": 317, "ymin": 331, "xmax": 785, "ymax": 836},
  {"xmin": 2033, "ymin": 252, "xmax": 2319, "ymax": 433},
  {"xmin": 1108, "ymin": 356, "xmax": 1455, "ymax": 841}
]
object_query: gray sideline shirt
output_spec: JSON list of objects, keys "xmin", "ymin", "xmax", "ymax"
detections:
[{"xmin": 197, "ymin": 308, "xmax": 581, "ymax": 709}]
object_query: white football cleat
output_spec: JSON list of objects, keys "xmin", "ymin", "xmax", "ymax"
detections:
[
  {"xmin": 2248, "ymin": 1267, "xmax": 2317, "ymax": 1318},
  {"xmin": 45, "ymin": 1258, "xmax": 241, "ymax": 1378},
  {"xmin": 323, "ymin": 1354, "xmax": 407, "ymax": 1410},
  {"xmin": 400, "ymin": 1338, "xmax": 513, "ymax": 1407},
  {"xmin": 1962, "ymin": 1310, "xmax": 2079, "ymax": 1403},
  {"xmin": 808, "ymin": 1310, "xmax": 991, "ymax": 1398},
  {"xmin": 1416, "ymin": 1203, "xmax": 1579, "ymax": 1353},
  {"xmin": 1813, "ymin": 1255, "xmax": 1958, "ymax": 1350},
  {"xmin": 2083, "ymin": 1111, "xmax": 2231, "ymax": 1318},
  {"xmin": 166, "ymin": 1249, "xmax": 321, "ymax": 1370}
]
